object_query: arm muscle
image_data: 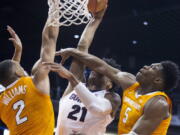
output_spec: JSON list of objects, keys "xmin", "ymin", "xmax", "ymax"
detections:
[{"xmin": 132, "ymin": 96, "xmax": 170, "ymax": 135}]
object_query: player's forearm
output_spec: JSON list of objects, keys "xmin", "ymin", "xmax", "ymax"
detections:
[
  {"xmin": 41, "ymin": 18, "xmax": 59, "ymax": 62},
  {"xmin": 77, "ymin": 18, "xmax": 103, "ymax": 52},
  {"xmin": 41, "ymin": 26, "xmax": 59, "ymax": 49},
  {"xmin": 42, "ymin": 18, "xmax": 59, "ymax": 42},
  {"xmin": 69, "ymin": 18, "xmax": 103, "ymax": 87},
  {"xmin": 12, "ymin": 47, "xmax": 22, "ymax": 63},
  {"xmin": 66, "ymin": 19, "xmax": 100, "ymax": 94},
  {"xmin": 67, "ymin": 19, "xmax": 101, "ymax": 92},
  {"xmin": 74, "ymin": 82, "xmax": 112, "ymax": 115},
  {"xmin": 67, "ymin": 74, "xmax": 80, "ymax": 88},
  {"xmin": 69, "ymin": 49, "xmax": 114, "ymax": 74}
]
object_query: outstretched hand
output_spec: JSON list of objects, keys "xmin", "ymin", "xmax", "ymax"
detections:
[
  {"xmin": 42, "ymin": 62, "xmax": 73, "ymax": 80},
  {"xmin": 55, "ymin": 48, "xmax": 75, "ymax": 65},
  {"xmin": 7, "ymin": 25, "xmax": 22, "ymax": 51},
  {"xmin": 93, "ymin": 5, "xmax": 107, "ymax": 20}
]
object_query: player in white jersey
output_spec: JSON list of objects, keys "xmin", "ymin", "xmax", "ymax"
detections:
[
  {"xmin": 47, "ymin": 7, "xmax": 121, "ymax": 135},
  {"xmin": 58, "ymin": 88, "xmax": 113, "ymax": 134},
  {"xmin": 43, "ymin": 58, "xmax": 121, "ymax": 135}
]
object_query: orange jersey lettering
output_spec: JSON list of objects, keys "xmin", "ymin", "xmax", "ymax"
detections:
[
  {"xmin": 0, "ymin": 77, "xmax": 54, "ymax": 135},
  {"xmin": 118, "ymin": 83, "xmax": 171, "ymax": 135}
]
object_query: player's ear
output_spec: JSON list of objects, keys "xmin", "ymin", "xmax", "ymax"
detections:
[
  {"xmin": 15, "ymin": 69, "xmax": 24, "ymax": 77},
  {"xmin": 15, "ymin": 66, "xmax": 25, "ymax": 77},
  {"xmin": 154, "ymin": 77, "xmax": 163, "ymax": 85},
  {"xmin": 106, "ymin": 80, "xmax": 112, "ymax": 90}
]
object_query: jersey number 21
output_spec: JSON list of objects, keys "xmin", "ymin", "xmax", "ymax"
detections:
[{"xmin": 68, "ymin": 105, "xmax": 87, "ymax": 122}]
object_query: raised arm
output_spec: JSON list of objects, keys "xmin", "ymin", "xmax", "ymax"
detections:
[
  {"xmin": 7, "ymin": 26, "xmax": 22, "ymax": 63},
  {"xmin": 76, "ymin": 8, "xmax": 107, "ymax": 53},
  {"xmin": 61, "ymin": 9, "xmax": 107, "ymax": 97},
  {"xmin": 129, "ymin": 96, "xmax": 170, "ymax": 135},
  {"xmin": 32, "ymin": 16, "xmax": 59, "ymax": 95},
  {"xmin": 58, "ymin": 49, "xmax": 136, "ymax": 90}
]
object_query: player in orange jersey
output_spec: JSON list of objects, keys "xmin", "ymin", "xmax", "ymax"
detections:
[
  {"xmin": 56, "ymin": 49, "xmax": 180, "ymax": 135},
  {"xmin": 0, "ymin": 25, "xmax": 23, "ymax": 135},
  {"xmin": 0, "ymin": 25, "xmax": 24, "ymax": 90},
  {"xmin": 0, "ymin": 11, "xmax": 59, "ymax": 135}
]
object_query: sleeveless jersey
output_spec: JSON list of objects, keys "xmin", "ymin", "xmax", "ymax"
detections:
[
  {"xmin": 118, "ymin": 83, "xmax": 172, "ymax": 135},
  {"xmin": 0, "ymin": 84, "xmax": 5, "ymax": 93},
  {"xmin": 56, "ymin": 90, "xmax": 113, "ymax": 135},
  {"xmin": 0, "ymin": 77, "xmax": 54, "ymax": 135}
]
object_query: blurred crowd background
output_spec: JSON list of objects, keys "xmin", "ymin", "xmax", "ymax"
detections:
[{"xmin": 0, "ymin": 0, "xmax": 180, "ymax": 134}]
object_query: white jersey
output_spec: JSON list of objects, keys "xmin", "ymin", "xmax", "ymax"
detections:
[{"xmin": 56, "ymin": 90, "xmax": 113, "ymax": 135}]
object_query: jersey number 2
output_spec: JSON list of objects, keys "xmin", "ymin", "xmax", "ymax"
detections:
[
  {"xmin": 13, "ymin": 100, "xmax": 28, "ymax": 125},
  {"xmin": 68, "ymin": 105, "xmax": 87, "ymax": 122}
]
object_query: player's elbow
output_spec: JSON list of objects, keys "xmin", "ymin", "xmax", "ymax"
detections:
[{"xmin": 94, "ymin": 65, "xmax": 107, "ymax": 74}]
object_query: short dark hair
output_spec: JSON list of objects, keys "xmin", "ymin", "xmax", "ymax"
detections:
[
  {"xmin": 0, "ymin": 60, "xmax": 15, "ymax": 84},
  {"xmin": 161, "ymin": 61, "xmax": 180, "ymax": 90},
  {"xmin": 103, "ymin": 58, "xmax": 121, "ymax": 70},
  {"xmin": 103, "ymin": 58, "xmax": 121, "ymax": 91}
]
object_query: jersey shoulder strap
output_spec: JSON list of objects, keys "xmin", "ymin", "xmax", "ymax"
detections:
[
  {"xmin": 124, "ymin": 82, "xmax": 140, "ymax": 94},
  {"xmin": 21, "ymin": 77, "xmax": 50, "ymax": 98}
]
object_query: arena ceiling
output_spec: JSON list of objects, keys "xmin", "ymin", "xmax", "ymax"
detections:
[{"xmin": 0, "ymin": 0, "xmax": 180, "ymax": 75}]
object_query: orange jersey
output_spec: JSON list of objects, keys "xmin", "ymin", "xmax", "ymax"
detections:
[
  {"xmin": 118, "ymin": 83, "xmax": 172, "ymax": 135},
  {"xmin": 0, "ymin": 77, "xmax": 54, "ymax": 135}
]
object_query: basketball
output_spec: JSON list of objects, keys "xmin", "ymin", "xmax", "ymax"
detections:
[{"xmin": 88, "ymin": 0, "xmax": 108, "ymax": 13}]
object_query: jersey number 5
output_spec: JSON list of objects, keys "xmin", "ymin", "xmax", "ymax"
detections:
[
  {"xmin": 123, "ymin": 107, "xmax": 132, "ymax": 123},
  {"xmin": 13, "ymin": 100, "xmax": 28, "ymax": 125},
  {"xmin": 68, "ymin": 105, "xmax": 87, "ymax": 122}
]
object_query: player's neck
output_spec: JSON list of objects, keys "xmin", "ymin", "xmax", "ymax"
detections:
[
  {"xmin": 88, "ymin": 85, "xmax": 106, "ymax": 91},
  {"xmin": 3, "ymin": 76, "xmax": 19, "ymax": 87},
  {"xmin": 137, "ymin": 85, "xmax": 160, "ymax": 95}
]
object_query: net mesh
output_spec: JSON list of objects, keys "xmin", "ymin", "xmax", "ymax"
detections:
[{"xmin": 48, "ymin": 0, "xmax": 93, "ymax": 26}]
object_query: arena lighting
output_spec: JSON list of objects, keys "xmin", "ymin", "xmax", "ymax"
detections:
[
  {"xmin": 143, "ymin": 21, "xmax": 149, "ymax": 26},
  {"xmin": 74, "ymin": 35, "xmax": 80, "ymax": 39},
  {"xmin": 132, "ymin": 40, "xmax": 138, "ymax": 45}
]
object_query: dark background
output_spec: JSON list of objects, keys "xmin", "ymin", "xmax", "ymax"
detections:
[{"xmin": 0, "ymin": 0, "xmax": 180, "ymax": 134}]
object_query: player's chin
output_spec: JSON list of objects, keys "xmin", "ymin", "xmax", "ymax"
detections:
[
  {"xmin": 136, "ymin": 72, "xmax": 143, "ymax": 81},
  {"xmin": 136, "ymin": 71, "xmax": 141, "ymax": 77}
]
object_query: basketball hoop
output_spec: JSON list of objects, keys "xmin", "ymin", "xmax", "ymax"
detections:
[{"xmin": 48, "ymin": 0, "xmax": 93, "ymax": 27}]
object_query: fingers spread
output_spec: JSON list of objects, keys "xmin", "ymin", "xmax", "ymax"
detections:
[
  {"xmin": 9, "ymin": 38, "xmax": 16, "ymax": 42},
  {"xmin": 55, "ymin": 51, "xmax": 61, "ymax": 56}
]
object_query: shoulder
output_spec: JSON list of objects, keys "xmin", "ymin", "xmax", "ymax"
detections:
[
  {"xmin": 116, "ymin": 72, "xmax": 137, "ymax": 90},
  {"xmin": 22, "ymin": 76, "xmax": 35, "ymax": 85},
  {"xmin": 117, "ymin": 72, "xmax": 136, "ymax": 80},
  {"xmin": 145, "ymin": 96, "xmax": 169, "ymax": 110},
  {"xmin": 144, "ymin": 96, "xmax": 170, "ymax": 119}
]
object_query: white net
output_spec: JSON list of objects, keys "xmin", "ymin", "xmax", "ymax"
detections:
[{"xmin": 48, "ymin": 0, "xmax": 93, "ymax": 26}]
